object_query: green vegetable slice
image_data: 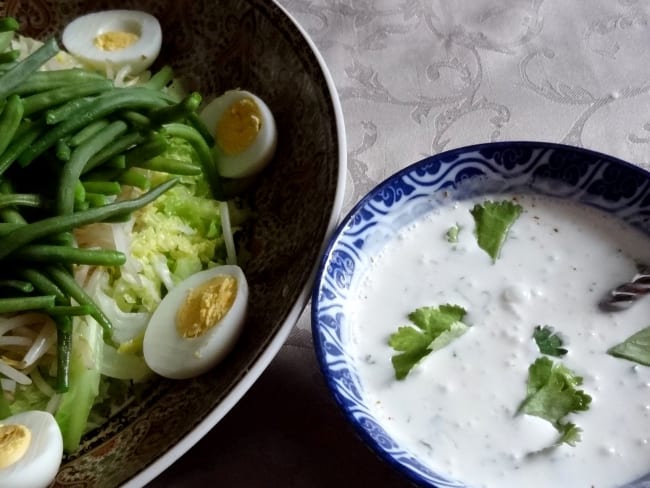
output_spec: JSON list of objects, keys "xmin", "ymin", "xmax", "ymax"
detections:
[
  {"xmin": 533, "ymin": 325, "xmax": 568, "ymax": 357},
  {"xmin": 608, "ymin": 326, "xmax": 650, "ymax": 366},
  {"xmin": 389, "ymin": 304, "xmax": 468, "ymax": 380},
  {"xmin": 517, "ymin": 356, "xmax": 591, "ymax": 446},
  {"xmin": 470, "ymin": 199, "xmax": 522, "ymax": 262}
]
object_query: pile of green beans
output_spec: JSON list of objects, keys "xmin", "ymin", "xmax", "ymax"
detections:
[{"xmin": 0, "ymin": 18, "xmax": 222, "ymax": 392}]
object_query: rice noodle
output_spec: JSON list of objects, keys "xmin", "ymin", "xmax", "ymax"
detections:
[
  {"xmin": 220, "ymin": 201, "xmax": 237, "ymax": 265},
  {"xmin": 46, "ymin": 394, "xmax": 61, "ymax": 414},
  {"xmin": 22, "ymin": 320, "xmax": 57, "ymax": 368},
  {"xmin": 0, "ymin": 312, "xmax": 49, "ymax": 336},
  {"xmin": 0, "ymin": 336, "xmax": 32, "ymax": 347},
  {"xmin": 0, "ymin": 361, "xmax": 31, "ymax": 385},
  {"xmin": 30, "ymin": 367, "xmax": 56, "ymax": 397},
  {"xmin": 1, "ymin": 378, "xmax": 16, "ymax": 393}
]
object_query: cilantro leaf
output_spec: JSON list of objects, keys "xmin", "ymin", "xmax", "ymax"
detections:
[
  {"xmin": 388, "ymin": 304, "xmax": 468, "ymax": 380},
  {"xmin": 533, "ymin": 325, "xmax": 568, "ymax": 357},
  {"xmin": 608, "ymin": 326, "xmax": 650, "ymax": 366},
  {"xmin": 470, "ymin": 200, "xmax": 522, "ymax": 262},
  {"xmin": 445, "ymin": 224, "xmax": 460, "ymax": 243},
  {"xmin": 517, "ymin": 356, "xmax": 591, "ymax": 446},
  {"xmin": 555, "ymin": 422, "xmax": 582, "ymax": 447}
]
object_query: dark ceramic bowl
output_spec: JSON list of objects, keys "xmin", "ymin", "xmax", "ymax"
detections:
[{"xmin": 3, "ymin": 1, "xmax": 346, "ymax": 486}]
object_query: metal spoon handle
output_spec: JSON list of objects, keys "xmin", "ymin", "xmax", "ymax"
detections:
[{"xmin": 599, "ymin": 267, "xmax": 650, "ymax": 312}]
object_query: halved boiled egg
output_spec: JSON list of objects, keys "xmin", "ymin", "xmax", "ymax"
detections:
[
  {"xmin": 142, "ymin": 265, "xmax": 248, "ymax": 379},
  {"xmin": 0, "ymin": 410, "xmax": 63, "ymax": 488},
  {"xmin": 62, "ymin": 10, "xmax": 162, "ymax": 76},
  {"xmin": 199, "ymin": 90, "xmax": 277, "ymax": 179}
]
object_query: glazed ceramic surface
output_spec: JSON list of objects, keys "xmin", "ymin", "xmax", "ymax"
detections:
[
  {"xmin": 312, "ymin": 141, "xmax": 650, "ymax": 488},
  {"xmin": 2, "ymin": 0, "xmax": 345, "ymax": 486}
]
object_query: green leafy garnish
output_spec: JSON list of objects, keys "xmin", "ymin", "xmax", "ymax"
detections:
[
  {"xmin": 533, "ymin": 325, "xmax": 568, "ymax": 357},
  {"xmin": 445, "ymin": 224, "xmax": 460, "ymax": 243},
  {"xmin": 388, "ymin": 304, "xmax": 468, "ymax": 380},
  {"xmin": 470, "ymin": 200, "xmax": 522, "ymax": 262},
  {"xmin": 517, "ymin": 356, "xmax": 591, "ymax": 446},
  {"xmin": 608, "ymin": 326, "xmax": 650, "ymax": 366}
]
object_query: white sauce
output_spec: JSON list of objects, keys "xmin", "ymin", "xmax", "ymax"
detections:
[{"xmin": 350, "ymin": 193, "xmax": 650, "ymax": 488}]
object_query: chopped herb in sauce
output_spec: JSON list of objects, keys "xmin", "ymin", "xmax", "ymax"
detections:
[
  {"xmin": 470, "ymin": 200, "xmax": 522, "ymax": 262},
  {"xmin": 388, "ymin": 304, "xmax": 468, "ymax": 380},
  {"xmin": 608, "ymin": 326, "xmax": 650, "ymax": 366},
  {"xmin": 533, "ymin": 325, "xmax": 568, "ymax": 357}
]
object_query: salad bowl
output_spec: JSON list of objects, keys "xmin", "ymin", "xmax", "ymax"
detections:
[
  {"xmin": 2, "ymin": 0, "xmax": 345, "ymax": 486},
  {"xmin": 312, "ymin": 141, "xmax": 650, "ymax": 488}
]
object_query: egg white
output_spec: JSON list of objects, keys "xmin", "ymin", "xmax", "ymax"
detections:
[
  {"xmin": 199, "ymin": 90, "xmax": 277, "ymax": 179},
  {"xmin": 0, "ymin": 411, "xmax": 63, "ymax": 488},
  {"xmin": 142, "ymin": 265, "xmax": 249, "ymax": 379},
  {"xmin": 62, "ymin": 10, "xmax": 162, "ymax": 76}
]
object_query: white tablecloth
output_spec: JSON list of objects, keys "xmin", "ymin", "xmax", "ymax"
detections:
[{"xmin": 151, "ymin": 1, "xmax": 650, "ymax": 486}]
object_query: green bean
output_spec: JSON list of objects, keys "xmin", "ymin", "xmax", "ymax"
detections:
[
  {"xmin": 57, "ymin": 120, "xmax": 128, "ymax": 215},
  {"xmin": 74, "ymin": 200, "xmax": 89, "ymax": 211},
  {"xmin": 0, "ymin": 193, "xmax": 43, "ymax": 209},
  {"xmin": 13, "ymin": 244, "xmax": 126, "ymax": 266},
  {"xmin": 56, "ymin": 139, "xmax": 71, "ymax": 161},
  {"xmin": 0, "ymin": 295, "xmax": 55, "ymax": 313},
  {"xmin": 0, "ymin": 178, "xmax": 177, "ymax": 259},
  {"xmin": 84, "ymin": 192, "xmax": 108, "ymax": 208},
  {"xmin": 15, "ymin": 268, "xmax": 66, "ymax": 304},
  {"xmin": 118, "ymin": 168, "xmax": 151, "ymax": 190},
  {"xmin": 0, "ymin": 37, "xmax": 59, "ymax": 100},
  {"xmin": 149, "ymin": 92, "xmax": 202, "ymax": 125},
  {"xmin": 46, "ymin": 305, "xmax": 93, "ymax": 316},
  {"xmin": 81, "ymin": 181, "xmax": 121, "ymax": 195},
  {"xmin": 73, "ymin": 181, "xmax": 85, "ymax": 207},
  {"xmin": 143, "ymin": 65, "xmax": 174, "ymax": 90},
  {"xmin": 0, "ymin": 94, "xmax": 23, "ymax": 158},
  {"xmin": 44, "ymin": 95, "xmax": 94, "ymax": 125},
  {"xmin": 124, "ymin": 133, "xmax": 168, "ymax": 166},
  {"xmin": 83, "ymin": 132, "xmax": 143, "ymax": 173},
  {"xmin": 18, "ymin": 88, "xmax": 170, "ymax": 166},
  {"xmin": 0, "ymin": 32, "xmax": 13, "ymax": 53},
  {"xmin": 82, "ymin": 167, "xmax": 123, "ymax": 183},
  {"xmin": 134, "ymin": 156, "xmax": 202, "ymax": 176},
  {"xmin": 0, "ymin": 181, "xmax": 25, "ymax": 224},
  {"xmin": 0, "ymin": 120, "xmax": 42, "ymax": 174},
  {"xmin": 0, "ymin": 280, "xmax": 33, "ymax": 293},
  {"xmin": 23, "ymin": 80, "xmax": 113, "ymax": 116},
  {"xmin": 68, "ymin": 119, "xmax": 109, "ymax": 147},
  {"xmin": 120, "ymin": 110, "xmax": 150, "ymax": 129},
  {"xmin": 54, "ymin": 315, "xmax": 72, "ymax": 392},
  {"xmin": 106, "ymin": 155, "xmax": 126, "ymax": 169},
  {"xmin": 9, "ymin": 69, "xmax": 105, "ymax": 95},
  {"xmin": 0, "ymin": 222, "xmax": 23, "ymax": 234},
  {"xmin": 46, "ymin": 265, "xmax": 114, "ymax": 344},
  {"xmin": 0, "ymin": 50, "xmax": 19, "ymax": 64},
  {"xmin": 0, "ymin": 17, "xmax": 19, "ymax": 32},
  {"xmin": 187, "ymin": 111, "xmax": 215, "ymax": 147},
  {"xmin": 163, "ymin": 123, "xmax": 223, "ymax": 199}
]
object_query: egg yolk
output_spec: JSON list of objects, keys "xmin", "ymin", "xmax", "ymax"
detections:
[
  {"xmin": 216, "ymin": 98, "xmax": 262, "ymax": 155},
  {"xmin": 176, "ymin": 275, "xmax": 238, "ymax": 339},
  {"xmin": 0, "ymin": 424, "xmax": 30, "ymax": 469},
  {"xmin": 94, "ymin": 31, "xmax": 140, "ymax": 51}
]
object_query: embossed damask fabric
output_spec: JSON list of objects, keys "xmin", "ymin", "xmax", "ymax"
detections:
[{"xmin": 152, "ymin": 1, "xmax": 650, "ymax": 486}]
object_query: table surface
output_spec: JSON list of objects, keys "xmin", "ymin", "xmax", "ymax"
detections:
[{"xmin": 150, "ymin": 1, "xmax": 650, "ymax": 486}]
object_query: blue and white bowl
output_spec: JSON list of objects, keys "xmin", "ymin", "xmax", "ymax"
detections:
[{"xmin": 311, "ymin": 141, "xmax": 650, "ymax": 488}]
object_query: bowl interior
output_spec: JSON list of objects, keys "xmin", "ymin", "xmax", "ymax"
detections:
[
  {"xmin": 312, "ymin": 141, "xmax": 650, "ymax": 488},
  {"xmin": 4, "ymin": 0, "xmax": 343, "ymax": 486}
]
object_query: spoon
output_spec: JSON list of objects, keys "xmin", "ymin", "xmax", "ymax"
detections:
[{"xmin": 599, "ymin": 266, "xmax": 650, "ymax": 312}]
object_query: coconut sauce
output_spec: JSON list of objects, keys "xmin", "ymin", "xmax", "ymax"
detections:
[{"xmin": 350, "ymin": 193, "xmax": 650, "ymax": 488}]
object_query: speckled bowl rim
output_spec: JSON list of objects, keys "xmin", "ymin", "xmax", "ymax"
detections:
[{"xmin": 122, "ymin": 3, "xmax": 347, "ymax": 486}]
